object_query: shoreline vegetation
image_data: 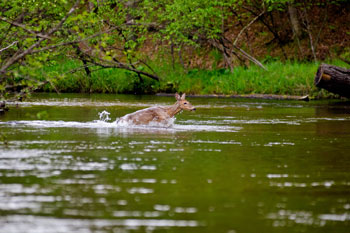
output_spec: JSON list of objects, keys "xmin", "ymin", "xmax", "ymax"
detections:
[
  {"xmin": 38, "ymin": 59, "xmax": 348, "ymax": 100},
  {"xmin": 1, "ymin": 1, "xmax": 350, "ymax": 105},
  {"xmin": 156, "ymin": 93, "xmax": 310, "ymax": 101}
]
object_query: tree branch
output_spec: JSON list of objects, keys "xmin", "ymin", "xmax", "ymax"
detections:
[
  {"xmin": 0, "ymin": 41, "xmax": 18, "ymax": 53},
  {"xmin": 88, "ymin": 59, "xmax": 160, "ymax": 81},
  {"xmin": 233, "ymin": 10, "xmax": 265, "ymax": 46},
  {"xmin": 210, "ymin": 39, "xmax": 235, "ymax": 72},
  {"xmin": 0, "ymin": 17, "xmax": 51, "ymax": 39},
  {"xmin": 31, "ymin": 26, "xmax": 120, "ymax": 54},
  {"xmin": 233, "ymin": 45, "xmax": 267, "ymax": 70},
  {"xmin": 301, "ymin": 8, "xmax": 317, "ymax": 62},
  {"xmin": 0, "ymin": 0, "xmax": 80, "ymax": 78}
]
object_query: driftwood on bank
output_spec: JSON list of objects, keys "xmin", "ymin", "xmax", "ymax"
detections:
[{"xmin": 314, "ymin": 63, "xmax": 350, "ymax": 98}]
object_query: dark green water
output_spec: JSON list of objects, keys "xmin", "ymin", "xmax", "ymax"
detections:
[{"xmin": 1, "ymin": 93, "xmax": 350, "ymax": 233}]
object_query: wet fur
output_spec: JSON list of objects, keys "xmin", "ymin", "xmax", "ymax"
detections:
[{"xmin": 118, "ymin": 93, "xmax": 195, "ymax": 125}]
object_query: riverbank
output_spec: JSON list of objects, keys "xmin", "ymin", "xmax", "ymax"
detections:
[
  {"xmin": 156, "ymin": 93, "xmax": 310, "ymax": 101},
  {"xmin": 39, "ymin": 59, "xmax": 348, "ymax": 98}
]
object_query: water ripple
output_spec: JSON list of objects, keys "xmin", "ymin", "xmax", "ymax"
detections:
[
  {"xmin": 0, "ymin": 120, "xmax": 241, "ymax": 133},
  {"xmin": 0, "ymin": 215, "xmax": 201, "ymax": 233}
]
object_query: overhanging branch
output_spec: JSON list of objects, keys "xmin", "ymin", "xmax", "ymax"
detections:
[
  {"xmin": 88, "ymin": 59, "xmax": 160, "ymax": 81},
  {"xmin": 0, "ymin": 41, "xmax": 18, "ymax": 53},
  {"xmin": 0, "ymin": 17, "xmax": 51, "ymax": 39},
  {"xmin": 0, "ymin": 0, "xmax": 80, "ymax": 79}
]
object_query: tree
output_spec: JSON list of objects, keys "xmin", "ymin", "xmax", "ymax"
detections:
[
  {"xmin": 1, "ymin": 0, "xmax": 348, "ymax": 107},
  {"xmin": 142, "ymin": 0, "xmax": 267, "ymax": 71},
  {"xmin": 0, "ymin": 0, "xmax": 81, "ymax": 101},
  {"xmin": 0, "ymin": 0, "xmax": 159, "ymax": 102}
]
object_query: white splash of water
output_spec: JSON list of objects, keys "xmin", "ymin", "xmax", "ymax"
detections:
[
  {"xmin": 0, "ymin": 118, "xmax": 240, "ymax": 133},
  {"xmin": 0, "ymin": 109, "xmax": 241, "ymax": 133},
  {"xmin": 98, "ymin": 111, "xmax": 111, "ymax": 122},
  {"xmin": 115, "ymin": 114, "xmax": 176, "ymax": 128}
]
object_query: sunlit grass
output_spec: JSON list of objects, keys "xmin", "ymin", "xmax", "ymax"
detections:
[{"xmin": 39, "ymin": 58, "xmax": 348, "ymax": 98}]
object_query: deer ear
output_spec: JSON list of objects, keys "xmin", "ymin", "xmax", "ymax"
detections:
[
  {"xmin": 181, "ymin": 93, "xmax": 186, "ymax": 100},
  {"xmin": 175, "ymin": 93, "xmax": 181, "ymax": 100}
]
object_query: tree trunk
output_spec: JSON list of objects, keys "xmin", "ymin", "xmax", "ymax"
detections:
[
  {"xmin": 314, "ymin": 64, "xmax": 350, "ymax": 98},
  {"xmin": 288, "ymin": 4, "xmax": 301, "ymax": 38}
]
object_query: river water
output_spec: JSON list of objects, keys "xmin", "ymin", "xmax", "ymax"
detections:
[{"xmin": 0, "ymin": 93, "xmax": 350, "ymax": 233}]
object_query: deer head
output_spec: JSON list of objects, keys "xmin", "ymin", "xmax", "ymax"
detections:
[{"xmin": 175, "ymin": 93, "xmax": 196, "ymax": 111}]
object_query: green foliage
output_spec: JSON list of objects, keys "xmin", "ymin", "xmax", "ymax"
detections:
[
  {"xmin": 36, "ymin": 110, "xmax": 49, "ymax": 120},
  {"xmin": 42, "ymin": 58, "xmax": 346, "ymax": 98},
  {"xmin": 0, "ymin": 0, "xmax": 78, "ymax": 100},
  {"xmin": 39, "ymin": 59, "xmax": 158, "ymax": 94},
  {"xmin": 142, "ymin": 0, "xmax": 241, "ymax": 46},
  {"xmin": 0, "ymin": 0, "xmax": 156, "ymax": 99},
  {"xmin": 1, "ymin": 0, "xmax": 349, "ymax": 101},
  {"xmin": 160, "ymin": 60, "xmax": 342, "ymax": 98}
]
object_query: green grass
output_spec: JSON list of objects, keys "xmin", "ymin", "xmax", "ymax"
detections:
[
  {"xmin": 38, "ymin": 58, "xmax": 349, "ymax": 98},
  {"xmin": 40, "ymin": 59, "xmax": 144, "ymax": 94},
  {"xmin": 154, "ymin": 59, "xmax": 348, "ymax": 98}
]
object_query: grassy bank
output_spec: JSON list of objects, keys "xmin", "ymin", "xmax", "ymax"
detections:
[{"xmin": 39, "ymin": 59, "xmax": 348, "ymax": 98}]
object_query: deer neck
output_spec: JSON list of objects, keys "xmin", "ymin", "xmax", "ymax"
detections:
[{"xmin": 166, "ymin": 102, "xmax": 182, "ymax": 118}]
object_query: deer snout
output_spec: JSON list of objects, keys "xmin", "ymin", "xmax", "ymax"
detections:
[{"xmin": 192, "ymin": 107, "xmax": 196, "ymax": 111}]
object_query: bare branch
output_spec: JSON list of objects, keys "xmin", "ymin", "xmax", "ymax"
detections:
[
  {"xmin": 0, "ymin": 0, "xmax": 80, "ymax": 78},
  {"xmin": 314, "ymin": 6, "xmax": 328, "ymax": 52},
  {"xmin": 88, "ymin": 59, "xmax": 160, "ymax": 81},
  {"xmin": 210, "ymin": 39, "xmax": 234, "ymax": 72},
  {"xmin": 233, "ymin": 45, "xmax": 267, "ymax": 71},
  {"xmin": 65, "ymin": 36, "xmax": 160, "ymax": 81},
  {"xmin": 0, "ymin": 41, "xmax": 18, "ymax": 53},
  {"xmin": 47, "ymin": 0, "xmax": 80, "ymax": 36},
  {"xmin": 301, "ymin": 8, "xmax": 317, "ymax": 63},
  {"xmin": 233, "ymin": 10, "xmax": 265, "ymax": 46},
  {"xmin": 31, "ymin": 26, "xmax": 120, "ymax": 54},
  {"xmin": 64, "ymin": 64, "xmax": 96, "ymax": 75},
  {"xmin": 0, "ymin": 17, "xmax": 51, "ymax": 39}
]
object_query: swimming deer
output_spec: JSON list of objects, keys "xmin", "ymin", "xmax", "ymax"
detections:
[{"xmin": 118, "ymin": 93, "xmax": 196, "ymax": 125}]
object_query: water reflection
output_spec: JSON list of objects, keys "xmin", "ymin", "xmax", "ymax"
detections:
[
  {"xmin": 0, "ymin": 119, "xmax": 241, "ymax": 135},
  {"xmin": 1, "ymin": 94, "xmax": 350, "ymax": 233},
  {"xmin": 0, "ymin": 215, "xmax": 201, "ymax": 233}
]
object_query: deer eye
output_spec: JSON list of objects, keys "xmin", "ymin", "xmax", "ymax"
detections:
[{"xmin": 184, "ymin": 102, "xmax": 187, "ymax": 104}]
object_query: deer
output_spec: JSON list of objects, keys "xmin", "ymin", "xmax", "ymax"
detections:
[{"xmin": 117, "ymin": 93, "xmax": 196, "ymax": 125}]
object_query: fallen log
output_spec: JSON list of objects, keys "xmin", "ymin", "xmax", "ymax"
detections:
[{"xmin": 314, "ymin": 63, "xmax": 350, "ymax": 98}]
